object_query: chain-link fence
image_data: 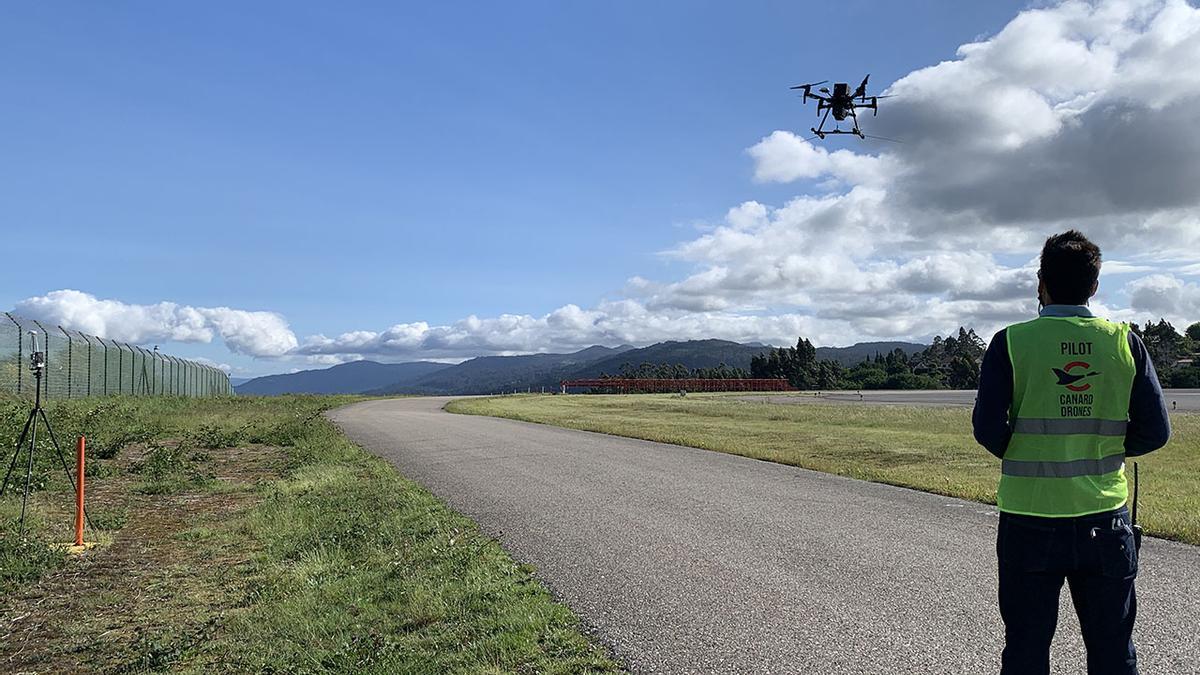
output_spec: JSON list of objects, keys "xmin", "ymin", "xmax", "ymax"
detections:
[{"xmin": 1, "ymin": 312, "xmax": 232, "ymax": 399}]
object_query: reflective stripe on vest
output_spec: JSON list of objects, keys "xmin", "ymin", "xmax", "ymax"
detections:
[
  {"xmin": 999, "ymin": 315, "xmax": 1134, "ymax": 517},
  {"xmin": 1002, "ymin": 453, "xmax": 1125, "ymax": 479},
  {"xmin": 1010, "ymin": 418, "xmax": 1127, "ymax": 436}
]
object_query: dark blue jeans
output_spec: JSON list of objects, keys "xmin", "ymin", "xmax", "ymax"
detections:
[{"xmin": 997, "ymin": 506, "xmax": 1138, "ymax": 675}]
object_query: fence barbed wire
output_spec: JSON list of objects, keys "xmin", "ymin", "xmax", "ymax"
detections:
[{"xmin": 1, "ymin": 312, "xmax": 231, "ymax": 399}]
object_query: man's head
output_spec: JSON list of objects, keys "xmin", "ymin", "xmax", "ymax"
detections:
[{"xmin": 1038, "ymin": 230, "xmax": 1101, "ymax": 306}]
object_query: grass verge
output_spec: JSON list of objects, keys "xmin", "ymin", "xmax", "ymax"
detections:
[
  {"xmin": 447, "ymin": 394, "xmax": 1200, "ymax": 546},
  {"xmin": 1, "ymin": 395, "xmax": 619, "ymax": 672}
]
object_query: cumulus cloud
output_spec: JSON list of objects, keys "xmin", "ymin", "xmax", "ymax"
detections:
[
  {"xmin": 1127, "ymin": 274, "xmax": 1200, "ymax": 322},
  {"xmin": 293, "ymin": 302, "xmax": 811, "ymax": 359},
  {"xmin": 863, "ymin": 0, "xmax": 1200, "ymax": 247},
  {"xmin": 13, "ymin": 290, "xmax": 298, "ymax": 358},
  {"xmin": 747, "ymin": 131, "xmax": 892, "ymax": 186}
]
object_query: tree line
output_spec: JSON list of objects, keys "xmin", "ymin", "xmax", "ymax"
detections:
[
  {"xmin": 605, "ymin": 362, "xmax": 751, "ymax": 380},
  {"xmin": 1134, "ymin": 320, "xmax": 1200, "ymax": 388},
  {"xmin": 750, "ymin": 328, "xmax": 987, "ymax": 390},
  {"xmin": 598, "ymin": 319, "xmax": 1200, "ymax": 391}
]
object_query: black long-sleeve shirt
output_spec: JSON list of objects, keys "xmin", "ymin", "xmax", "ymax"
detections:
[{"xmin": 972, "ymin": 307, "xmax": 1171, "ymax": 459}]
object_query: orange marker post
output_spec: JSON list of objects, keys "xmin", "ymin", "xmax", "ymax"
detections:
[{"xmin": 75, "ymin": 436, "xmax": 86, "ymax": 547}]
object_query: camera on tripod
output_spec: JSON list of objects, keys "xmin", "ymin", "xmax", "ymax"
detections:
[
  {"xmin": 29, "ymin": 332, "xmax": 46, "ymax": 376},
  {"xmin": 3, "ymin": 330, "xmax": 93, "ymax": 537}
]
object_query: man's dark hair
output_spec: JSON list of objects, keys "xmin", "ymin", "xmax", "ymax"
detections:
[{"xmin": 1039, "ymin": 230, "xmax": 1101, "ymax": 305}]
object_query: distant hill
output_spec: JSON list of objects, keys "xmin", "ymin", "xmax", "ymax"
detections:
[
  {"xmin": 236, "ymin": 360, "xmax": 450, "ymax": 395},
  {"xmin": 385, "ymin": 339, "xmax": 928, "ymax": 395},
  {"xmin": 240, "ymin": 339, "xmax": 931, "ymax": 397},
  {"xmin": 564, "ymin": 340, "xmax": 767, "ymax": 379},
  {"xmin": 565, "ymin": 340, "xmax": 927, "ymax": 378},
  {"xmin": 375, "ymin": 345, "xmax": 636, "ymax": 395},
  {"xmin": 814, "ymin": 341, "xmax": 927, "ymax": 367}
]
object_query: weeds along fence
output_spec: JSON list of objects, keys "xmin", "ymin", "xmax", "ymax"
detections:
[{"xmin": 1, "ymin": 312, "xmax": 232, "ymax": 399}]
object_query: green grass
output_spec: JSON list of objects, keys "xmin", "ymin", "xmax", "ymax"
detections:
[
  {"xmin": 0, "ymin": 395, "xmax": 619, "ymax": 672},
  {"xmin": 447, "ymin": 394, "xmax": 1200, "ymax": 545}
]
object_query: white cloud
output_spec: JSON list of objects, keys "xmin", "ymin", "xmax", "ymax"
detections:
[
  {"xmin": 13, "ymin": 290, "xmax": 298, "ymax": 358},
  {"xmin": 747, "ymin": 131, "xmax": 892, "ymax": 186},
  {"xmin": 1126, "ymin": 274, "xmax": 1200, "ymax": 323},
  {"xmin": 294, "ymin": 300, "xmax": 843, "ymax": 359}
]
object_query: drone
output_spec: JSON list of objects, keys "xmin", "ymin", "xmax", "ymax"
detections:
[{"xmin": 790, "ymin": 74, "xmax": 893, "ymax": 140}]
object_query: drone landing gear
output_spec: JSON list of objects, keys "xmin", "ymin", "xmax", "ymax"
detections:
[
  {"xmin": 810, "ymin": 106, "xmax": 865, "ymax": 140},
  {"xmin": 812, "ymin": 128, "xmax": 864, "ymax": 137},
  {"xmin": 809, "ymin": 127, "xmax": 864, "ymax": 140}
]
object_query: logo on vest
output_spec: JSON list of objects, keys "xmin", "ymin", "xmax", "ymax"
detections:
[
  {"xmin": 1053, "ymin": 361, "xmax": 1101, "ymax": 391},
  {"xmin": 1055, "ymin": 362, "xmax": 1099, "ymax": 417}
]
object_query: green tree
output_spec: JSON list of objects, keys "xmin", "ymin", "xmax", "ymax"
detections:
[
  {"xmin": 1140, "ymin": 319, "xmax": 1186, "ymax": 376},
  {"xmin": 1168, "ymin": 365, "xmax": 1200, "ymax": 388},
  {"xmin": 1186, "ymin": 322, "xmax": 1200, "ymax": 342}
]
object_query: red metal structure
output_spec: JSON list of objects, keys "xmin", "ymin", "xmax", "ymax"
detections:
[{"xmin": 560, "ymin": 378, "xmax": 794, "ymax": 393}]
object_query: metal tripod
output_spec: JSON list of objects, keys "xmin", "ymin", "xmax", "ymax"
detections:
[{"xmin": 1, "ymin": 349, "xmax": 91, "ymax": 536}]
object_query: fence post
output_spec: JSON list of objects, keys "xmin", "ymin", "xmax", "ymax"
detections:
[
  {"xmin": 136, "ymin": 346, "xmax": 150, "ymax": 395},
  {"xmin": 101, "ymin": 338, "xmax": 109, "ymax": 395},
  {"xmin": 61, "ymin": 326, "xmax": 72, "ymax": 399},
  {"xmin": 129, "ymin": 345, "xmax": 137, "ymax": 395},
  {"xmin": 81, "ymin": 333, "xmax": 92, "ymax": 397},
  {"xmin": 132, "ymin": 346, "xmax": 142, "ymax": 395}
]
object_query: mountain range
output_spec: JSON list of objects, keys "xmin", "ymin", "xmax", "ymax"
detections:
[
  {"xmin": 234, "ymin": 360, "xmax": 450, "ymax": 395},
  {"xmin": 234, "ymin": 339, "xmax": 926, "ymax": 396}
]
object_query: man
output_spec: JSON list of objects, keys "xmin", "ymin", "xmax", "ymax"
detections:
[{"xmin": 972, "ymin": 230, "xmax": 1171, "ymax": 675}]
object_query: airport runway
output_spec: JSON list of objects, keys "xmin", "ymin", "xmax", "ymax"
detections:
[
  {"xmin": 744, "ymin": 388, "xmax": 1200, "ymax": 412},
  {"xmin": 330, "ymin": 398, "xmax": 1200, "ymax": 674}
]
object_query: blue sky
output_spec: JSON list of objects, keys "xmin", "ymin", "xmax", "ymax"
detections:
[{"xmin": 4, "ymin": 1, "xmax": 1199, "ymax": 376}]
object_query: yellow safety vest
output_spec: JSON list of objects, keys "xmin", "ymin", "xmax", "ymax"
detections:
[{"xmin": 999, "ymin": 315, "xmax": 1134, "ymax": 517}]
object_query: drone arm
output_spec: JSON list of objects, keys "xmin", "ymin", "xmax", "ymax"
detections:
[{"xmin": 813, "ymin": 106, "xmax": 832, "ymax": 134}]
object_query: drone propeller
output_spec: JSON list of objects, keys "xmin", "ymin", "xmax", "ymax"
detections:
[
  {"xmin": 862, "ymin": 133, "xmax": 902, "ymax": 143},
  {"xmin": 851, "ymin": 73, "xmax": 871, "ymax": 101},
  {"xmin": 789, "ymin": 80, "xmax": 827, "ymax": 90}
]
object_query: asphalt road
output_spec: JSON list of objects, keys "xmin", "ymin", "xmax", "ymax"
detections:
[
  {"xmin": 330, "ymin": 398, "xmax": 1200, "ymax": 674},
  {"xmin": 743, "ymin": 388, "xmax": 1200, "ymax": 411}
]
